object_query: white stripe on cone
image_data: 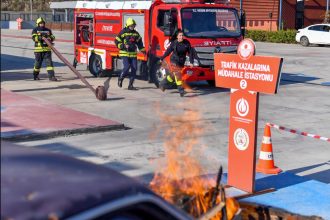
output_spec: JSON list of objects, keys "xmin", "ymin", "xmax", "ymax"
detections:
[
  {"xmin": 259, "ymin": 151, "xmax": 273, "ymax": 160},
  {"xmin": 262, "ymin": 136, "xmax": 271, "ymax": 144}
]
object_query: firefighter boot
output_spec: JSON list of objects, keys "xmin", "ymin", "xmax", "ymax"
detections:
[
  {"xmin": 178, "ymin": 86, "xmax": 186, "ymax": 97},
  {"xmin": 33, "ymin": 71, "xmax": 40, "ymax": 80},
  {"xmin": 128, "ymin": 79, "xmax": 137, "ymax": 90},
  {"xmin": 49, "ymin": 76, "xmax": 58, "ymax": 81},
  {"xmin": 48, "ymin": 70, "xmax": 58, "ymax": 81},
  {"xmin": 118, "ymin": 77, "xmax": 124, "ymax": 88}
]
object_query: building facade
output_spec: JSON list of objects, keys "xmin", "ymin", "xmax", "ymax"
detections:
[{"xmin": 229, "ymin": 0, "xmax": 328, "ymax": 31}]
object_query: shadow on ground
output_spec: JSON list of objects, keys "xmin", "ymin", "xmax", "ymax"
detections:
[
  {"xmin": 280, "ymin": 72, "xmax": 321, "ymax": 85},
  {"xmin": 1, "ymin": 54, "xmax": 65, "ymax": 71},
  {"xmin": 11, "ymin": 84, "xmax": 87, "ymax": 92},
  {"xmin": 1, "ymin": 54, "xmax": 66, "ymax": 81},
  {"xmin": 286, "ymin": 161, "xmax": 330, "ymax": 184},
  {"xmin": 32, "ymin": 142, "xmax": 97, "ymax": 158}
]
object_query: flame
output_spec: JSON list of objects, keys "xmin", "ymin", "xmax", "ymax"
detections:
[{"xmin": 149, "ymin": 100, "xmax": 239, "ymax": 219}]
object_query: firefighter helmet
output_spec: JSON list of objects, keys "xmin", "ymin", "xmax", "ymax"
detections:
[
  {"xmin": 36, "ymin": 17, "xmax": 45, "ymax": 25},
  {"xmin": 125, "ymin": 18, "xmax": 136, "ymax": 27}
]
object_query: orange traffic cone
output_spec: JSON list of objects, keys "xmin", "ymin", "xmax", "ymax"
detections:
[{"xmin": 256, "ymin": 124, "xmax": 282, "ymax": 174}]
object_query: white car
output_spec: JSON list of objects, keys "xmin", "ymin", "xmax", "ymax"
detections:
[{"xmin": 295, "ymin": 24, "xmax": 330, "ymax": 46}]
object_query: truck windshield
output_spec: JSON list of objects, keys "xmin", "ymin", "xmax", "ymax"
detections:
[{"xmin": 181, "ymin": 8, "xmax": 241, "ymax": 38}]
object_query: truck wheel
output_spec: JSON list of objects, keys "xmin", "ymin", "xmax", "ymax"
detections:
[
  {"xmin": 300, "ymin": 36, "xmax": 309, "ymax": 47},
  {"xmin": 89, "ymin": 54, "xmax": 103, "ymax": 77},
  {"xmin": 147, "ymin": 57, "xmax": 159, "ymax": 87},
  {"xmin": 207, "ymin": 80, "xmax": 216, "ymax": 87},
  {"xmin": 73, "ymin": 57, "xmax": 78, "ymax": 68}
]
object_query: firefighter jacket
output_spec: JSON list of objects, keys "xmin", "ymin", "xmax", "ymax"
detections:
[
  {"xmin": 115, "ymin": 27, "xmax": 145, "ymax": 58},
  {"xmin": 160, "ymin": 39, "xmax": 194, "ymax": 67},
  {"xmin": 32, "ymin": 26, "xmax": 55, "ymax": 52}
]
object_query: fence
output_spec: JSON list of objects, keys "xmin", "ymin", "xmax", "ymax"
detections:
[
  {"xmin": 1, "ymin": 11, "xmax": 73, "ymax": 31},
  {"xmin": 1, "ymin": 11, "xmax": 71, "ymax": 22},
  {"xmin": 47, "ymin": 22, "xmax": 74, "ymax": 31}
]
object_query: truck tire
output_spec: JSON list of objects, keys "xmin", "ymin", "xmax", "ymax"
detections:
[
  {"xmin": 89, "ymin": 54, "xmax": 103, "ymax": 77},
  {"xmin": 147, "ymin": 56, "xmax": 162, "ymax": 88},
  {"xmin": 73, "ymin": 57, "xmax": 78, "ymax": 68}
]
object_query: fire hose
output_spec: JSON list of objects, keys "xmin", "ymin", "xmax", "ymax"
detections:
[{"xmin": 42, "ymin": 37, "xmax": 107, "ymax": 101}]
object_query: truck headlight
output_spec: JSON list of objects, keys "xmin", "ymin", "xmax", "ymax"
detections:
[
  {"xmin": 185, "ymin": 56, "xmax": 199, "ymax": 66},
  {"xmin": 193, "ymin": 58, "xmax": 199, "ymax": 66}
]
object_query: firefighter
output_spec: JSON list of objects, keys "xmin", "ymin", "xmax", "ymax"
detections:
[
  {"xmin": 115, "ymin": 18, "xmax": 146, "ymax": 90},
  {"xmin": 159, "ymin": 30, "xmax": 194, "ymax": 97},
  {"xmin": 32, "ymin": 17, "xmax": 57, "ymax": 81}
]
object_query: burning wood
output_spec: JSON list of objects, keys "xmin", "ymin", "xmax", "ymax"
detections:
[{"xmin": 149, "ymin": 101, "xmax": 239, "ymax": 219}]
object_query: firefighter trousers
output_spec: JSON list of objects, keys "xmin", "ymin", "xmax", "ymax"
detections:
[
  {"xmin": 162, "ymin": 64, "xmax": 183, "ymax": 87},
  {"xmin": 159, "ymin": 64, "xmax": 185, "ymax": 96},
  {"xmin": 120, "ymin": 57, "xmax": 137, "ymax": 86},
  {"xmin": 33, "ymin": 51, "xmax": 55, "ymax": 78}
]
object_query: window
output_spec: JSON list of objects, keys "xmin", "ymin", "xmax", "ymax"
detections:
[
  {"xmin": 157, "ymin": 9, "xmax": 178, "ymax": 36},
  {"xmin": 323, "ymin": 25, "xmax": 330, "ymax": 32},
  {"xmin": 182, "ymin": 8, "xmax": 240, "ymax": 38},
  {"xmin": 308, "ymin": 25, "xmax": 323, "ymax": 31}
]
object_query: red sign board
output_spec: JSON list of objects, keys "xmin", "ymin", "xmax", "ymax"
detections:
[
  {"xmin": 228, "ymin": 89, "xmax": 258, "ymax": 192},
  {"xmin": 215, "ymin": 39, "xmax": 283, "ymax": 192},
  {"xmin": 215, "ymin": 54, "xmax": 283, "ymax": 94},
  {"xmin": 214, "ymin": 39, "xmax": 283, "ymax": 94}
]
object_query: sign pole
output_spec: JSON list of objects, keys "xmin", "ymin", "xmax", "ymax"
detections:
[
  {"xmin": 214, "ymin": 39, "xmax": 283, "ymax": 192},
  {"xmin": 228, "ymin": 90, "xmax": 259, "ymax": 192}
]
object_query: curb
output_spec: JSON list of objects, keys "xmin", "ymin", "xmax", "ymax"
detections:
[{"xmin": 1, "ymin": 124, "xmax": 128, "ymax": 142}]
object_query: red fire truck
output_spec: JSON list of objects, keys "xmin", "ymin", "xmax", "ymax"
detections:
[{"xmin": 73, "ymin": 0, "xmax": 245, "ymax": 87}]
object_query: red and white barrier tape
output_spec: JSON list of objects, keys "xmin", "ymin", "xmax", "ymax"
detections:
[{"xmin": 267, "ymin": 123, "xmax": 330, "ymax": 143}]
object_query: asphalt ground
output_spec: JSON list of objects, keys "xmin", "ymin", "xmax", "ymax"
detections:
[{"xmin": 1, "ymin": 29, "xmax": 330, "ymax": 218}]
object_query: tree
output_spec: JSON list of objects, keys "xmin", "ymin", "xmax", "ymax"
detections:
[
  {"xmin": 324, "ymin": 11, "xmax": 330, "ymax": 23},
  {"xmin": 1, "ymin": 0, "xmax": 67, "ymax": 12}
]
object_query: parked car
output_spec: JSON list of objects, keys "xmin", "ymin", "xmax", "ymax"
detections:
[
  {"xmin": 1, "ymin": 141, "xmax": 193, "ymax": 220},
  {"xmin": 295, "ymin": 24, "xmax": 330, "ymax": 46}
]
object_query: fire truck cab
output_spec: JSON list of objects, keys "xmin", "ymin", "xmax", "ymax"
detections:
[{"xmin": 73, "ymin": 0, "xmax": 245, "ymax": 87}]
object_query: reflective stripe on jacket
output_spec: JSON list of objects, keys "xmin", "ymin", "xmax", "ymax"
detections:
[
  {"xmin": 115, "ymin": 27, "xmax": 145, "ymax": 57},
  {"xmin": 32, "ymin": 27, "xmax": 55, "ymax": 52}
]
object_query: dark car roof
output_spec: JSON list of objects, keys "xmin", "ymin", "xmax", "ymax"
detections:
[{"xmin": 1, "ymin": 141, "xmax": 157, "ymax": 220}]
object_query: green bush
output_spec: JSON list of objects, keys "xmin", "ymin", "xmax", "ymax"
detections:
[{"xmin": 245, "ymin": 29, "xmax": 297, "ymax": 44}]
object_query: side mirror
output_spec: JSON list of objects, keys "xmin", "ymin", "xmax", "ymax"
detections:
[
  {"xmin": 162, "ymin": 12, "xmax": 171, "ymax": 36},
  {"xmin": 168, "ymin": 8, "xmax": 177, "ymax": 37},
  {"xmin": 164, "ymin": 28, "xmax": 171, "ymax": 36}
]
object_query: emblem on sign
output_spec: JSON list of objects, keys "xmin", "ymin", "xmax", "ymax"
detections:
[
  {"xmin": 237, "ymin": 39, "xmax": 255, "ymax": 60},
  {"xmin": 236, "ymin": 98, "xmax": 249, "ymax": 117},
  {"xmin": 233, "ymin": 128, "xmax": 249, "ymax": 151}
]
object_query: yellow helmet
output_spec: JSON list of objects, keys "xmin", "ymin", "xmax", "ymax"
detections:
[
  {"xmin": 125, "ymin": 18, "xmax": 136, "ymax": 27},
  {"xmin": 36, "ymin": 17, "xmax": 45, "ymax": 25}
]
